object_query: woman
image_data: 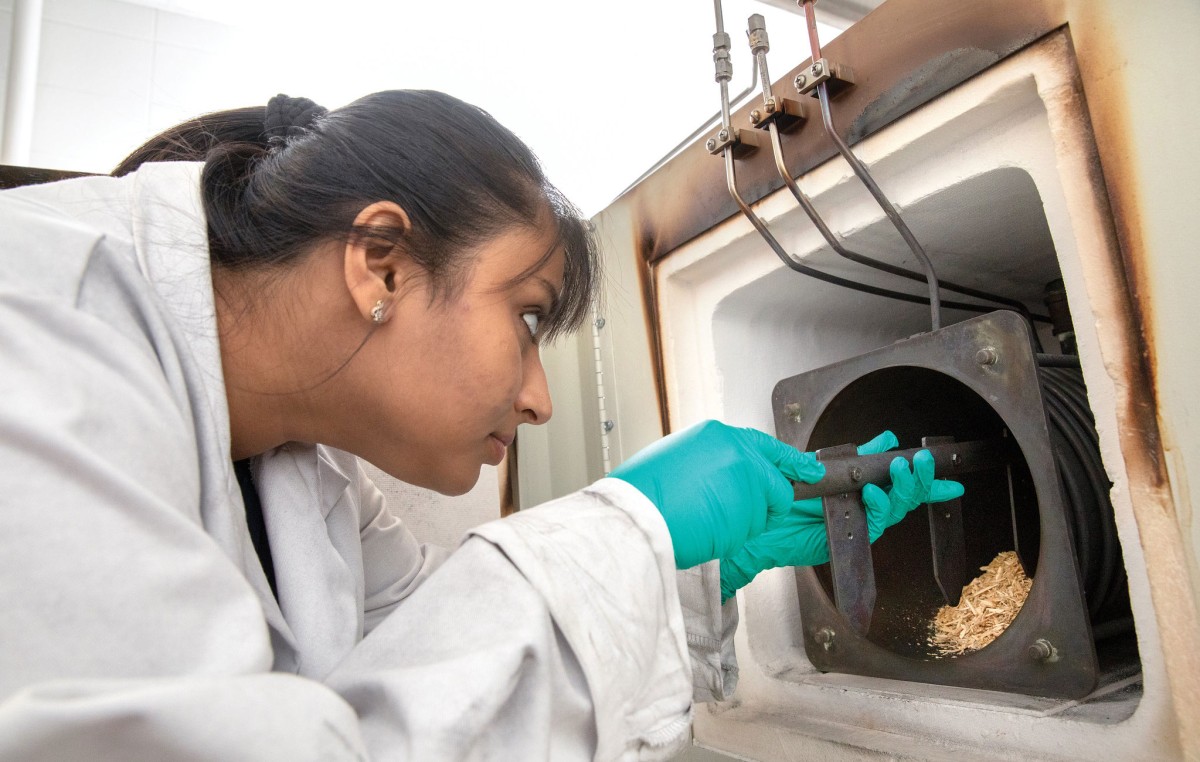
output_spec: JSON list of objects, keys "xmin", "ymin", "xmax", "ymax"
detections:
[{"xmin": 0, "ymin": 91, "xmax": 960, "ymax": 760}]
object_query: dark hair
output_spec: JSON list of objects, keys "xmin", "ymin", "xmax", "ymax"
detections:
[{"xmin": 113, "ymin": 91, "xmax": 597, "ymax": 342}]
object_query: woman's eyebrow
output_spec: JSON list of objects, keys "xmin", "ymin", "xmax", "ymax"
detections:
[{"xmin": 532, "ymin": 276, "xmax": 562, "ymax": 314}]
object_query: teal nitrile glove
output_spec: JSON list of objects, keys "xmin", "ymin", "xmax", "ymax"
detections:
[
  {"xmin": 719, "ymin": 431, "xmax": 965, "ymax": 601},
  {"xmin": 610, "ymin": 420, "xmax": 826, "ymax": 569}
]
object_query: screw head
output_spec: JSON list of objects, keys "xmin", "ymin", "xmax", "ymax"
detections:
[
  {"xmin": 794, "ymin": 74, "xmax": 807, "ymax": 90},
  {"xmin": 812, "ymin": 62, "xmax": 824, "ymax": 77},
  {"xmin": 1028, "ymin": 638, "xmax": 1058, "ymax": 662},
  {"xmin": 602, "ymin": 419, "xmax": 615, "ymax": 433},
  {"xmin": 750, "ymin": 109, "xmax": 762, "ymax": 124},
  {"xmin": 976, "ymin": 347, "xmax": 999, "ymax": 366},
  {"xmin": 849, "ymin": 466, "xmax": 863, "ymax": 482},
  {"xmin": 706, "ymin": 138, "xmax": 717, "ymax": 151},
  {"xmin": 765, "ymin": 98, "xmax": 777, "ymax": 113},
  {"xmin": 718, "ymin": 129, "xmax": 729, "ymax": 141},
  {"xmin": 594, "ymin": 317, "xmax": 606, "ymax": 330},
  {"xmin": 950, "ymin": 452, "xmax": 962, "ymax": 466},
  {"xmin": 814, "ymin": 627, "xmax": 836, "ymax": 650}
]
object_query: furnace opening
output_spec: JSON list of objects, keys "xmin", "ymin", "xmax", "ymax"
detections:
[{"xmin": 805, "ymin": 366, "xmax": 1037, "ymax": 659}]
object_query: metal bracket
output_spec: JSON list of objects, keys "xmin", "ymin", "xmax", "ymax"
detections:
[
  {"xmin": 794, "ymin": 57, "xmax": 855, "ymax": 99},
  {"xmin": 748, "ymin": 96, "xmax": 807, "ymax": 132},
  {"xmin": 705, "ymin": 127, "xmax": 762, "ymax": 157},
  {"xmin": 817, "ymin": 443, "xmax": 876, "ymax": 636},
  {"xmin": 922, "ymin": 435, "xmax": 968, "ymax": 606}
]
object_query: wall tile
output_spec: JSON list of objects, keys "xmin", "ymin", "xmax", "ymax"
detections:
[
  {"xmin": 44, "ymin": 0, "xmax": 155, "ymax": 40},
  {"xmin": 37, "ymin": 20, "xmax": 153, "ymax": 102},
  {"xmin": 23, "ymin": 4, "xmax": 246, "ymax": 173},
  {"xmin": 150, "ymin": 41, "xmax": 232, "ymax": 110},
  {"xmin": 30, "ymin": 83, "xmax": 148, "ymax": 172},
  {"xmin": 154, "ymin": 10, "xmax": 233, "ymax": 50}
]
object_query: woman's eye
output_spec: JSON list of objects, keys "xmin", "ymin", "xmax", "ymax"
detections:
[{"xmin": 522, "ymin": 313, "xmax": 540, "ymax": 338}]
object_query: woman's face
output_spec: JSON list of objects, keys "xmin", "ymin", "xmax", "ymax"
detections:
[{"xmin": 337, "ymin": 219, "xmax": 566, "ymax": 495}]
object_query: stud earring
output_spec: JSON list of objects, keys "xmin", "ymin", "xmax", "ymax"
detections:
[{"xmin": 371, "ymin": 299, "xmax": 387, "ymax": 324}]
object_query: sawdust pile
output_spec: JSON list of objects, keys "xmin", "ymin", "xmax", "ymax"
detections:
[{"xmin": 930, "ymin": 551, "xmax": 1032, "ymax": 656}]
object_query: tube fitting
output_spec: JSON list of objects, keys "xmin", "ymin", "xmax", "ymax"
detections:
[
  {"xmin": 712, "ymin": 32, "xmax": 733, "ymax": 83},
  {"xmin": 747, "ymin": 13, "xmax": 769, "ymax": 54}
]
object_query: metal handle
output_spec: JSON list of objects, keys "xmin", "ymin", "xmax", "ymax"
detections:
[{"xmin": 791, "ymin": 437, "xmax": 1006, "ymax": 501}]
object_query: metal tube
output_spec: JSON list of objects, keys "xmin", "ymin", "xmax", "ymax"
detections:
[
  {"xmin": 791, "ymin": 438, "xmax": 1007, "ymax": 501},
  {"xmin": 716, "ymin": 0, "xmax": 994, "ymax": 315},
  {"xmin": 802, "ymin": 0, "xmax": 822, "ymax": 60},
  {"xmin": 2, "ymin": 0, "xmax": 45, "ymax": 165},
  {"xmin": 766, "ymin": 121, "xmax": 1045, "ymax": 318},
  {"xmin": 800, "ymin": 0, "xmax": 943, "ymax": 331},
  {"xmin": 714, "ymin": 0, "xmax": 732, "ymax": 130},
  {"xmin": 747, "ymin": 14, "xmax": 773, "ymax": 104},
  {"xmin": 723, "ymin": 148, "xmax": 993, "ymax": 311}
]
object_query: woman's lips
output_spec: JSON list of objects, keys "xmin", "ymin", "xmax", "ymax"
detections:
[{"xmin": 487, "ymin": 433, "xmax": 513, "ymax": 465}]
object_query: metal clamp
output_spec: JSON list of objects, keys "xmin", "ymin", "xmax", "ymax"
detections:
[
  {"xmin": 794, "ymin": 57, "xmax": 856, "ymax": 99},
  {"xmin": 705, "ymin": 127, "xmax": 761, "ymax": 156},
  {"xmin": 749, "ymin": 95, "xmax": 807, "ymax": 132}
]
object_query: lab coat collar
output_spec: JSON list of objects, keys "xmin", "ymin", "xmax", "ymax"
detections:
[
  {"xmin": 124, "ymin": 162, "xmax": 301, "ymax": 664},
  {"xmin": 255, "ymin": 444, "xmax": 359, "ymax": 678}
]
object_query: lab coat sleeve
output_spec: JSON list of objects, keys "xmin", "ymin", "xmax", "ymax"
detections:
[
  {"xmin": 676, "ymin": 563, "xmax": 740, "ymax": 702},
  {"xmin": 328, "ymin": 478, "xmax": 695, "ymax": 762}
]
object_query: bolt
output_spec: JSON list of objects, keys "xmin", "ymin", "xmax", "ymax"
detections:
[
  {"xmin": 750, "ymin": 109, "xmax": 762, "ymax": 124},
  {"xmin": 706, "ymin": 138, "xmax": 717, "ymax": 151},
  {"xmin": 1028, "ymin": 638, "xmax": 1058, "ymax": 663},
  {"xmin": 783, "ymin": 402, "xmax": 803, "ymax": 423},
  {"xmin": 794, "ymin": 74, "xmax": 807, "ymax": 90},
  {"xmin": 814, "ymin": 627, "xmax": 835, "ymax": 650},
  {"xmin": 976, "ymin": 347, "xmax": 999, "ymax": 366},
  {"xmin": 812, "ymin": 61, "xmax": 824, "ymax": 77},
  {"xmin": 594, "ymin": 317, "xmax": 606, "ymax": 330},
  {"xmin": 849, "ymin": 466, "xmax": 863, "ymax": 483},
  {"xmin": 718, "ymin": 129, "xmax": 729, "ymax": 141},
  {"xmin": 603, "ymin": 420, "xmax": 615, "ymax": 433},
  {"xmin": 765, "ymin": 98, "xmax": 777, "ymax": 113},
  {"xmin": 951, "ymin": 452, "xmax": 962, "ymax": 466}
]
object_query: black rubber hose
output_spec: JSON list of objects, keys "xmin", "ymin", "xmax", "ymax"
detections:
[
  {"xmin": 1041, "ymin": 371, "xmax": 1119, "ymax": 613},
  {"xmin": 1036, "ymin": 361, "xmax": 1125, "ymax": 624}
]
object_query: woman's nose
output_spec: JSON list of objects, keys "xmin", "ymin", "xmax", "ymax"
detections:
[{"xmin": 517, "ymin": 349, "xmax": 553, "ymax": 425}]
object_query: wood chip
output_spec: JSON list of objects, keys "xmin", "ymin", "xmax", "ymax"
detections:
[{"xmin": 929, "ymin": 551, "xmax": 1032, "ymax": 656}]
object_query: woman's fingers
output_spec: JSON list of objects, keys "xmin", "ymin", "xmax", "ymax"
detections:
[
  {"xmin": 862, "ymin": 483, "xmax": 891, "ymax": 540},
  {"xmin": 929, "ymin": 479, "xmax": 966, "ymax": 502},
  {"xmin": 742, "ymin": 427, "xmax": 826, "ymax": 485},
  {"xmin": 855, "ymin": 430, "xmax": 899, "ymax": 456},
  {"xmin": 763, "ymin": 470, "xmax": 798, "ymax": 532},
  {"xmin": 911, "ymin": 449, "xmax": 935, "ymax": 499}
]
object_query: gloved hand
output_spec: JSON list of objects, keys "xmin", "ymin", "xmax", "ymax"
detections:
[
  {"xmin": 610, "ymin": 420, "xmax": 826, "ymax": 569},
  {"xmin": 719, "ymin": 431, "xmax": 965, "ymax": 601}
]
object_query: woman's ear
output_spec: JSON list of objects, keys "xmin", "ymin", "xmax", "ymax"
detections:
[{"xmin": 343, "ymin": 201, "xmax": 413, "ymax": 324}]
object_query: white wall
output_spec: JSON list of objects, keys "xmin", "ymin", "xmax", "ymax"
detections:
[{"xmin": 0, "ymin": 0, "xmax": 257, "ymax": 172}]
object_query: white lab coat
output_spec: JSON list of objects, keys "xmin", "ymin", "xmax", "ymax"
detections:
[{"xmin": 0, "ymin": 163, "xmax": 736, "ymax": 761}]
